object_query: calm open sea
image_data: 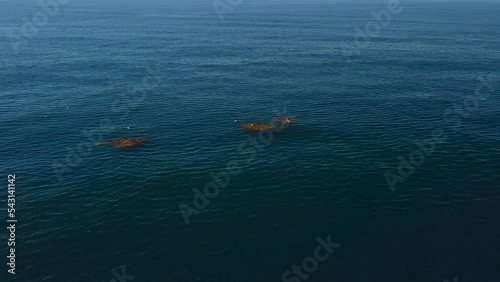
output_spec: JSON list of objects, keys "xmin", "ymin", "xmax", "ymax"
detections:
[{"xmin": 1, "ymin": 0, "xmax": 499, "ymax": 281}]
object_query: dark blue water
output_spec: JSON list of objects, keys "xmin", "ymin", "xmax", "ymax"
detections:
[{"xmin": 1, "ymin": 1, "xmax": 500, "ymax": 281}]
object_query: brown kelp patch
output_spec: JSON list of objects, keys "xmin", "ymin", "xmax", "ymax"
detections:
[
  {"xmin": 96, "ymin": 138, "xmax": 148, "ymax": 148},
  {"xmin": 273, "ymin": 116, "xmax": 295, "ymax": 125},
  {"xmin": 238, "ymin": 122, "xmax": 276, "ymax": 131}
]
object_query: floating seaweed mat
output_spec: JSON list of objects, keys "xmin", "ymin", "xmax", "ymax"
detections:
[
  {"xmin": 238, "ymin": 122, "xmax": 276, "ymax": 131},
  {"xmin": 96, "ymin": 138, "xmax": 147, "ymax": 148},
  {"xmin": 273, "ymin": 116, "xmax": 295, "ymax": 125}
]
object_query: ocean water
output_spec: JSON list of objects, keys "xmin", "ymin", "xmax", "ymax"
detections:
[{"xmin": 1, "ymin": 0, "xmax": 500, "ymax": 281}]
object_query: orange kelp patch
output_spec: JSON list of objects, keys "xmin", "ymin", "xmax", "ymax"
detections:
[
  {"xmin": 273, "ymin": 116, "xmax": 295, "ymax": 125},
  {"xmin": 238, "ymin": 122, "xmax": 276, "ymax": 131},
  {"xmin": 96, "ymin": 138, "xmax": 148, "ymax": 148}
]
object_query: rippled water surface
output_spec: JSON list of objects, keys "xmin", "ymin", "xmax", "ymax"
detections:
[{"xmin": 1, "ymin": 1, "xmax": 500, "ymax": 281}]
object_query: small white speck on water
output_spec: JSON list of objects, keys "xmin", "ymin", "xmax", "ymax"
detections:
[{"xmin": 126, "ymin": 127, "xmax": 130, "ymax": 129}]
